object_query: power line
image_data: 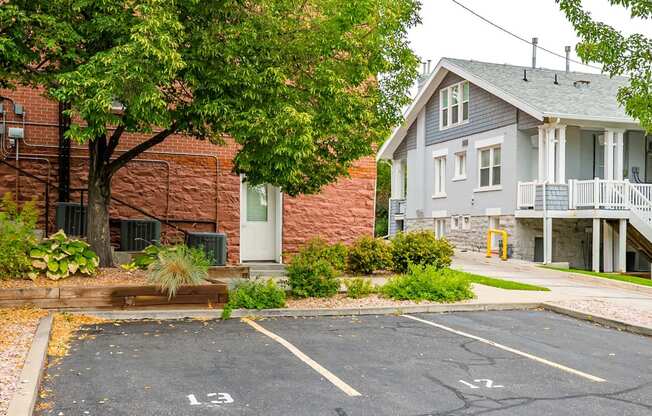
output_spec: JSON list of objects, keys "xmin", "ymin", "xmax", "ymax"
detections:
[{"xmin": 450, "ymin": 0, "xmax": 603, "ymax": 71}]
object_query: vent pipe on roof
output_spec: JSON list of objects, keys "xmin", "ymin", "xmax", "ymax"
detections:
[
  {"xmin": 427, "ymin": 60, "xmax": 431, "ymax": 74},
  {"xmin": 531, "ymin": 37, "xmax": 538, "ymax": 69},
  {"xmin": 565, "ymin": 46, "xmax": 571, "ymax": 73}
]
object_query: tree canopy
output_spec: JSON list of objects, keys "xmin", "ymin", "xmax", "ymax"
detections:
[
  {"xmin": 558, "ymin": 0, "xmax": 651, "ymax": 132},
  {"xmin": 1, "ymin": 0, "xmax": 421, "ymax": 195}
]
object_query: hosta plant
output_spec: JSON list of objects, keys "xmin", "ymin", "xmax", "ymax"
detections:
[
  {"xmin": 29, "ymin": 230, "xmax": 100, "ymax": 280},
  {"xmin": 121, "ymin": 244, "xmax": 163, "ymax": 271}
]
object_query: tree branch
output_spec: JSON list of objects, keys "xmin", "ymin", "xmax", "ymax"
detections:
[
  {"xmin": 106, "ymin": 124, "xmax": 126, "ymax": 159},
  {"xmin": 108, "ymin": 123, "xmax": 178, "ymax": 175}
]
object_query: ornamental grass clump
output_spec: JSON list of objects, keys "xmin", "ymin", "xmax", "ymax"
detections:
[
  {"xmin": 146, "ymin": 245, "xmax": 209, "ymax": 299},
  {"xmin": 221, "ymin": 279, "xmax": 286, "ymax": 319},
  {"xmin": 381, "ymin": 264, "xmax": 474, "ymax": 303}
]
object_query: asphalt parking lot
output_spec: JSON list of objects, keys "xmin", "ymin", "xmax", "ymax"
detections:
[{"xmin": 36, "ymin": 310, "xmax": 652, "ymax": 416}]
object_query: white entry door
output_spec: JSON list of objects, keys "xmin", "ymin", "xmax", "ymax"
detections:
[{"xmin": 241, "ymin": 182, "xmax": 278, "ymax": 261}]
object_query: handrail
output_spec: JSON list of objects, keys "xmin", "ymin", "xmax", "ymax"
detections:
[{"xmin": 0, "ymin": 159, "xmax": 188, "ymax": 235}]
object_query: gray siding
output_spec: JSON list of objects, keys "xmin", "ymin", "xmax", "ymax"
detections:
[
  {"xmin": 535, "ymin": 184, "xmax": 569, "ymax": 210},
  {"xmin": 425, "ymin": 72, "xmax": 519, "ymax": 146},
  {"xmin": 392, "ymin": 119, "xmax": 417, "ymax": 160},
  {"xmin": 517, "ymin": 110, "xmax": 541, "ymax": 130}
]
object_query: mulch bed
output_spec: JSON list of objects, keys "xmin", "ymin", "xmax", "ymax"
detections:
[{"xmin": 0, "ymin": 268, "xmax": 148, "ymax": 289}]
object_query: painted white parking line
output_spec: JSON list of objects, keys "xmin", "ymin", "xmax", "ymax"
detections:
[
  {"xmin": 402, "ymin": 314, "xmax": 606, "ymax": 383},
  {"xmin": 242, "ymin": 318, "xmax": 362, "ymax": 397}
]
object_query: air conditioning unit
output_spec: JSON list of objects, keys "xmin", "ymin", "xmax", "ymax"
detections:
[
  {"xmin": 185, "ymin": 232, "xmax": 227, "ymax": 266},
  {"xmin": 120, "ymin": 219, "xmax": 161, "ymax": 251},
  {"xmin": 55, "ymin": 202, "xmax": 86, "ymax": 236}
]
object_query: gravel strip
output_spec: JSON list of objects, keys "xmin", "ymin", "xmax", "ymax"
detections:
[
  {"xmin": 551, "ymin": 299, "xmax": 652, "ymax": 329},
  {"xmin": 286, "ymin": 294, "xmax": 468, "ymax": 309},
  {"xmin": 0, "ymin": 309, "xmax": 47, "ymax": 416}
]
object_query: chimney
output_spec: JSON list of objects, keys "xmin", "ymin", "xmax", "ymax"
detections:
[
  {"xmin": 417, "ymin": 61, "xmax": 429, "ymax": 90},
  {"xmin": 531, "ymin": 37, "xmax": 538, "ymax": 69},
  {"xmin": 565, "ymin": 46, "xmax": 571, "ymax": 73}
]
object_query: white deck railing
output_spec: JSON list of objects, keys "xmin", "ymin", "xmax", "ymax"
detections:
[
  {"xmin": 517, "ymin": 181, "xmax": 536, "ymax": 209},
  {"xmin": 517, "ymin": 178, "xmax": 652, "ymax": 214}
]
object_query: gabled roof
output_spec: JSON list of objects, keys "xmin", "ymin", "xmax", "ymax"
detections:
[{"xmin": 377, "ymin": 57, "xmax": 634, "ymax": 160}]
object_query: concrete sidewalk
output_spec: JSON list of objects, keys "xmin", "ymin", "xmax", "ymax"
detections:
[{"xmin": 451, "ymin": 251, "xmax": 652, "ymax": 329}]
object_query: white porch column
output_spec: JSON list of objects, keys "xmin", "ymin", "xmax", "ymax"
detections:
[
  {"xmin": 592, "ymin": 218, "xmax": 601, "ymax": 272},
  {"xmin": 546, "ymin": 127, "xmax": 556, "ymax": 183},
  {"xmin": 616, "ymin": 218, "xmax": 627, "ymax": 273},
  {"xmin": 556, "ymin": 125, "xmax": 566, "ymax": 183},
  {"xmin": 391, "ymin": 160, "xmax": 403, "ymax": 199},
  {"xmin": 543, "ymin": 217, "xmax": 553, "ymax": 264},
  {"xmin": 604, "ymin": 130, "xmax": 615, "ymax": 180},
  {"xmin": 537, "ymin": 126, "xmax": 545, "ymax": 182},
  {"xmin": 603, "ymin": 220, "xmax": 614, "ymax": 272},
  {"xmin": 614, "ymin": 130, "xmax": 625, "ymax": 180}
]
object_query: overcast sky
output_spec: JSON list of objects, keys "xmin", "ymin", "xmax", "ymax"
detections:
[{"xmin": 409, "ymin": 0, "xmax": 652, "ymax": 75}]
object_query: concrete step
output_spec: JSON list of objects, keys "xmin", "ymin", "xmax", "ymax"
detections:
[{"xmin": 249, "ymin": 269, "xmax": 288, "ymax": 278}]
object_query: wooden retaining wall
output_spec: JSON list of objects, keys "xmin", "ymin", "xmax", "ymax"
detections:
[{"xmin": 0, "ymin": 283, "xmax": 228, "ymax": 309}]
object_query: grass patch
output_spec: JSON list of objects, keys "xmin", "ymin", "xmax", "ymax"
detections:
[
  {"xmin": 457, "ymin": 270, "xmax": 550, "ymax": 291},
  {"xmin": 542, "ymin": 266, "xmax": 652, "ymax": 287}
]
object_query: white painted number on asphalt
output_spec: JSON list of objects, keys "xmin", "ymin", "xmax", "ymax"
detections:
[
  {"xmin": 187, "ymin": 393, "xmax": 234, "ymax": 407},
  {"xmin": 459, "ymin": 379, "xmax": 504, "ymax": 389}
]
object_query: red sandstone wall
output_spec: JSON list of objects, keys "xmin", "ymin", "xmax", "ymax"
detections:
[{"xmin": 0, "ymin": 86, "xmax": 376, "ymax": 264}]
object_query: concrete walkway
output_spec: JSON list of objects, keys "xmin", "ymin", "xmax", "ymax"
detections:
[{"xmin": 452, "ymin": 251, "xmax": 652, "ymax": 329}]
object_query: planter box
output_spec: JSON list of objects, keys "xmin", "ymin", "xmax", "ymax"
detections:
[{"xmin": 0, "ymin": 283, "xmax": 228, "ymax": 309}]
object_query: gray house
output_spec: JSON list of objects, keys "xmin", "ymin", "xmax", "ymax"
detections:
[{"xmin": 377, "ymin": 57, "xmax": 652, "ymax": 273}]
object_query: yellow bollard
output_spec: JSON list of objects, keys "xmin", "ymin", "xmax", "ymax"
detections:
[{"xmin": 486, "ymin": 228, "xmax": 508, "ymax": 261}]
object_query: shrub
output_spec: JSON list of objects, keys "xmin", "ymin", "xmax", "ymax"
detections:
[
  {"xmin": 291, "ymin": 238, "xmax": 348, "ymax": 272},
  {"xmin": 122, "ymin": 244, "xmax": 163, "ymax": 271},
  {"xmin": 0, "ymin": 193, "xmax": 39, "ymax": 280},
  {"xmin": 344, "ymin": 277, "xmax": 375, "ymax": 299},
  {"xmin": 347, "ymin": 236, "xmax": 392, "ymax": 275},
  {"xmin": 221, "ymin": 279, "xmax": 286, "ymax": 319},
  {"xmin": 390, "ymin": 231, "xmax": 454, "ymax": 273},
  {"xmin": 147, "ymin": 244, "xmax": 210, "ymax": 298},
  {"xmin": 287, "ymin": 256, "xmax": 340, "ymax": 298},
  {"xmin": 29, "ymin": 230, "xmax": 99, "ymax": 280},
  {"xmin": 381, "ymin": 264, "xmax": 474, "ymax": 303},
  {"xmin": 322, "ymin": 242, "xmax": 349, "ymax": 272}
]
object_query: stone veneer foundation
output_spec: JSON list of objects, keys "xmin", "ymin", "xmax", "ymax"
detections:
[{"xmin": 405, "ymin": 215, "xmax": 592, "ymax": 269}]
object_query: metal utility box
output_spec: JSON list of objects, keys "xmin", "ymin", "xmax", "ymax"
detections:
[
  {"xmin": 120, "ymin": 219, "xmax": 161, "ymax": 251},
  {"xmin": 185, "ymin": 232, "xmax": 227, "ymax": 266},
  {"xmin": 55, "ymin": 202, "xmax": 86, "ymax": 236}
]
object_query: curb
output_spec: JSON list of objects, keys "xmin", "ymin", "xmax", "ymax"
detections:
[
  {"xmin": 74, "ymin": 302, "xmax": 540, "ymax": 320},
  {"xmin": 540, "ymin": 267, "xmax": 652, "ymax": 296},
  {"xmin": 541, "ymin": 303, "xmax": 652, "ymax": 337},
  {"xmin": 7, "ymin": 314, "xmax": 53, "ymax": 416}
]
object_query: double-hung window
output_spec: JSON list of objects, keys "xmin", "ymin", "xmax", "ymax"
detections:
[
  {"xmin": 478, "ymin": 146, "xmax": 501, "ymax": 189},
  {"xmin": 440, "ymin": 81, "xmax": 469, "ymax": 129},
  {"xmin": 433, "ymin": 156, "xmax": 446, "ymax": 197}
]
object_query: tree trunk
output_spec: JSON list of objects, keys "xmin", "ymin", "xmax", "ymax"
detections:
[{"xmin": 87, "ymin": 138, "xmax": 113, "ymax": 267}]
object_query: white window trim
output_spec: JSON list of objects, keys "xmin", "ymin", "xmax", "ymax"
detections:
[
  {"xmin": 462, "ymin": 215, "xmax": 471, "ymax": 230},
  {"xmin": 432, "ymin": 155, "xmax": 447, "ymax": 198},
  {"xmin": 439, "ymin": 81, "xmax": 470, "ymax": 131},
  {"xmin": 432, "ymin": 210, "xmax": 448, "ymax": 218},
  {"xmin": 453, "ymin": 151, "xmax": 467, "ymax": 181},
  {"xmin": 474, "ymin": 135, "xmax": 504, "ymax": 149},
  {"xmin": 476, "ymin": 144, "xmax": 501, "ymax": 191},
  {"xmin": 450, "ymin": 215, "xmax": 460, "ymax": 230}
]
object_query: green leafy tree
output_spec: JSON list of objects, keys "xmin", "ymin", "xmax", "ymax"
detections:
[
  {"xmin": 0, "ymin": 0, "xmax": 420, "ymax": 265},
  {"xmin": 375, "ymin": 160, "xmax": 391, "ymax": 236},
  {"xmin": 557, "ymin": 0, "xmax": 652, "ymax": 132}
]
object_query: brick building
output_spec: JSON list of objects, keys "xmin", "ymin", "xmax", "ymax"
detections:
[{"xmin": 0, "ymin": 87, "xmax": 376, "ymax": 264}]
